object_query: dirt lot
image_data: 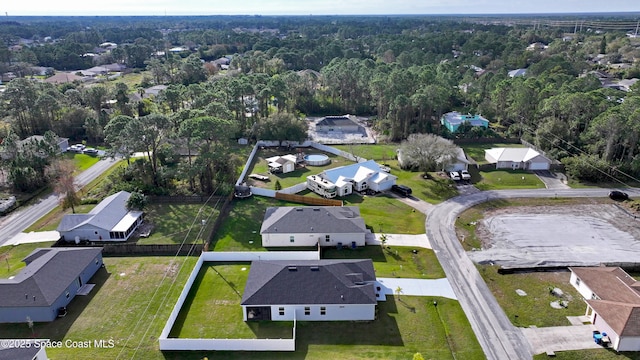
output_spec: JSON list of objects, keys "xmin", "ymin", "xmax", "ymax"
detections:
[{"xmin": 468, "ymin": 204, "xmax": 640, "ymax": 267}]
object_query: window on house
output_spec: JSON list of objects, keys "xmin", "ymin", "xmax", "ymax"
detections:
[
  {"xmin": 304, "ymin": 307, "xmax": 310, "ymax": 315},
  {"xmin": 591, "ymin": 293, "xmax": 599, "ymax": 300},
  {"xmin": 65, "ymin": 291, "xmax": 70, "ymax": 299},
  {"xmin": 320, "ymin": 307, "xmax": 326, "ymax": 315},
  {"xmin": 325, "ymin": 235, "xmax": 330, "ymax": 242},
  {"xmin": 290, "ymin": 236, "xmax": 295, "ymax": 243},
  {"xmin": 279, "ymin": 307, "xmax": 285, "ymax": 316},
  {"xmin": 95, "ymin": 258, "xmax": 99, "ymax": 265},
  {"xmin": 575, "ymin": 277, "xmax": 581, "ymax": 286}
]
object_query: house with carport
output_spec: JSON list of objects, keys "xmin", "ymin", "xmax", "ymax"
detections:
[
  {"xmin": 260, "ymin": 206, "xmax": 368, "ymax": 248},
  {"xmin": 0, "ymin": 247, "xmax": 103, "ymax": 323},
  {"xmin": 569, "ymin": 267, "xmax": 640, "ymax": 351},
  {"xmin": 484, "ymin": 147, "xmax": 551, "ymax": 170},
  {"xmin": 57, "ymin": 191, "xmax": 143, "ymax": 242},
  {"xmin": 241, "ymin": 259, "xmax": 377, "ymax": 322}
]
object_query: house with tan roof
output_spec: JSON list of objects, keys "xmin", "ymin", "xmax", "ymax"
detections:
[{"xmin": 569, "ymin": 267, "xmax": 640, "ymax": 351}]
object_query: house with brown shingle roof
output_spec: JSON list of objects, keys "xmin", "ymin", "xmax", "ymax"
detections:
[{"xmin": 569, "ymin": 267, "xmax": 640, "ymax": 351}]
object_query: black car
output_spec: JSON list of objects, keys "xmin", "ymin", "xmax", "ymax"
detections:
[
  {"xmin": 609, "ymin": 190, "xmax": 629, "ymax": 201},
  {"xmin": 391, "ymin": 184, "xmax": 412, "ymax": 197}
]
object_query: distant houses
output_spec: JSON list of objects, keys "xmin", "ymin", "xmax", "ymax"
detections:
[
  {"xmin": 508, "ymin": 68, "xmax": 527, "ymax": 78},
  {"xmin": 484, "ymin": 147, "xmax": 551, "ymax": 170},
  {"xmin": 0, "ymin": 247, "xmax": 103, "ymax": 323},
  {"xmin": 440, "ymin": 112, "xmax": 489, "ymax": 133},
  {"xmin": 260, "ymin": 206, "xmax": 368, "ymax": 247},
  {"xmin": 241, "ymin": 259, "xmax": 377, "ymax": 322},
  {"xmin": 315, "ymin": 115, "xmax": 361, "ymax": 133},
  {"xmin": 57, "ymin": 191, "xmax": 143, "ymax": 242}
]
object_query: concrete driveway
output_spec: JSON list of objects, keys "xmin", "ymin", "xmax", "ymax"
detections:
[
  {"xmin": 376, "ymin": 278, "xmax": 457, "ymax": 300},
  {"xmin": 534, "ymin": 170, "xmax": 570, "ymax": 190},
  {"xmin": 367, "ymin": 233, "xmax": 431, "ymax": 249},
  {"xmin": 521, "ymin": 324, "xmax": 602, "ymax": 355}
]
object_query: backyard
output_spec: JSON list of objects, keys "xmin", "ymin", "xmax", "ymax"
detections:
[{"xmin": 0, "ymin": 254, "xmax": 198, "ymax": 360}]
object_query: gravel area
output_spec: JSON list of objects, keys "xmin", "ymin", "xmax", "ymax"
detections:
[{"xmin": 468, "ymin": 204, "xmax": 640, "ymax": 267}]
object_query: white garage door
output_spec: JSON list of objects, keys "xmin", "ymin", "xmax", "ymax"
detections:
[{"xmin": 528, "ymin": 161, "xmax": 550, "ymax": 170}]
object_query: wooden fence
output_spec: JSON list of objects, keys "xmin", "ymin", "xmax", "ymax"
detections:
[
  {"xmin": 275, "ymin": 192, "xmax": 343, "ymax": 206},
  {"xmin": 53, "ymin": 241, "xmax": 203, "ymax": 256},
  {"xmin": 147, "ymin": 195, "xmax": 226, "ymax": 204}
]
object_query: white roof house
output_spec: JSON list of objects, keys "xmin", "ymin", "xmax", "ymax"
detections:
[
  {"xmin": 57, "ymin": 191, "xmax": 143, "ymax": 242},
  {"xmin": 266, "ymin": 154, "xmax": 298, "ymax": 174},
  {"xmin": 315, "ymin": 160, "xmax": 397, "ymax": 197},
  {"xmin": 484, "ymin": 147, "xmax": 551, "ymax": 170}
]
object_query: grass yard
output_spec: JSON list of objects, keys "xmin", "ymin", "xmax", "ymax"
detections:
[
  {"xmin": 533, "ymin": 349, "xmax": 640, "ymax": 360},
  {"xmin": 168, "ymin": 262, "xmax": 481, "ymax": 360},
  {"xmin": 0, "ymin": 255, "xmax": 197, "ymax": 360},
  {"xmin": 389, "ymin": 162, "xmax": 459, "ymax": 204},
  {"xmin": 138, "ymin": 203, "xmax": 219, "ymax": 245},
  {"xmin": 333, "ymin": 144, "xmax": 398, "ymax": 162},
  {"xmin": 64, "ymin": 152, "xmax": 101, "ymax": 172},
  {"xmin": 461, "ymin": 142, "xmax": 524, "ymax": 165},
  {"xmin": 343, "ymin": 193, "xmax": 426, "ymax": 234},
  {"xmin": 475, "ymin": 169, "xmax": 545, "ymax": 190},
  {"xmin": 24, "ymin": 204, "xmax": 98, "ymax": 232},
  {"xmin": 323, "ymin": 245, "xmax": 446, "ymax": 279},
  {"xmin": 0, "ymin": 241, "xmax": 56, "ymax": 277},
  {"xmin": 455, "ymin": 197, "xmax": 610, "ymax": 251},
  {"xmin": 477, "ymin": 265, "xmax": 584, "ymax": 327},
  {"xmin": 247, "ymin": 148, "xmax": 355, "ymax": 189}
]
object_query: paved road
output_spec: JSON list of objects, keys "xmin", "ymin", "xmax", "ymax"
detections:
[
  {"xmin": 425, "ymin": 187, "xmax": 639, "ymax": 360},
  {"xmin": 0, "ymin": 158, "xmax": 119, "ymax": 247}
]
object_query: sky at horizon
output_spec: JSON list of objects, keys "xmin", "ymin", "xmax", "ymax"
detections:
[{"xmin": 2, "ymin": 0, "xmax": 639, "ymax": 17}]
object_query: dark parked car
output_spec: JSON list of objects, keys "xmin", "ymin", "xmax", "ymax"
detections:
[
  {"xmin": 391, "ymin": 184, "xmax": 412, "ymax": 197},
  {"xmin": 609, "ymin": 190, "xmax": 629, "ymax": 201},
  {"xmin": 83, "ymin": 148, "xmax": 99, "ymax": 156}
]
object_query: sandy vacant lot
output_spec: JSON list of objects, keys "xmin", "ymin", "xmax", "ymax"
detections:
[{"xmin": 468, "ymin": 204, "xmax": 640, "ymax": 267}]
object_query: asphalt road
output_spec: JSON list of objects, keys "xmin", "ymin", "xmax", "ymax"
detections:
[
  {"xmin": 0, "ymin": 158, "xmax": 119, "ymax": 247},
  {"xmin": 425, "ymin": 187, "xmax": 639, "ymax": 360}
]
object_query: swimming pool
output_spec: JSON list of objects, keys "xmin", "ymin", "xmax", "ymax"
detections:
[{"xmin": 304, "ymin": 154, "xmax": 330, "ymax": 166}]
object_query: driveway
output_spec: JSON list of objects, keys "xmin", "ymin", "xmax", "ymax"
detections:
[
  {"xmin": 533, "ymin": 170, "xmax": 570, "ymax": 190},
  {"xmin": 521, "ymin": 324, "xmax": 602, "ymax": 354},
  {"xmin": 366, "ymin": 233, "xmax": 431, "ymax": 248},
  {"xmin": 376, "ymin": 278, "xmax": 457, "ymax": 300}
]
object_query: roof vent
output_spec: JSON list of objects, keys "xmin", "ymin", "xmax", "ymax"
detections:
[
  {"xmin": 313, "ymin": 208, "xmax": 320, "ymax": 211},
  {"xmin": 310, "ymin": 266, "xmax": 319, "ymax": 271},
  {"xmin": 288, "ymin": 266, "xmax": 297, "ymax": 271},
  {"xmin": 296, "ymin": 208, "xmax": 303, "ymax": 211}
]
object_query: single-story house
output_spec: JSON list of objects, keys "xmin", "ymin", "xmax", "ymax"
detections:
[
  {"xmin": 0, "ymin": 247, "xmax": 103, "ymax": 323},
  {"xmin": 313, "ymin": 160, "xmax": 397, "ymax": 197},
  {"xmin": 260, "ymin": 206, "xmax": 368, "ymax": 247},
  {"xmin": 44, "ymin": 72, "xmax": 83, "ymax": 84},
  {"xmin": 57, "ymin": 191, "xmax": 144, "ymax": 242},
  {"xmin": 143, "ymin": 85, "xmax": 168, "ymax": 98},
  {"xmin": 0, "ymin": 344, "xmax": 48, "ymax": 360},
  {"xmin": 484, "ymin": 147, "xmax": 551, "ymax": 170},
  {"xmin": 440, "ymin": 112, "xmax": 489, "ymax": 133},
  {"xmin": 266, "ymin": 154, "xmax": 299, "ymax": 174},
  {"xmin": 569, "ymin": 267, "xmax": 640, "ymax": 351},
  {"xmin": 508, "ymin": 68, "xmax": 527, "ymax": 78},
  {"xmin": 241, "ymin": 259, "xmax": 377, "ymax": 321},
  {"xmin": 316, "ymin": 115, "xmax": 360, "ymax": 133},
  {"xmin": 20, "ymin": 135, "xmax": 69, "ymax": 154}
]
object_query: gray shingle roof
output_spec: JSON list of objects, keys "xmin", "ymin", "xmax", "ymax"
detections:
[
  {"xmin": 241, "ymin": 259, "xmax": 377, "ymax": 306},
  {"xmin": 57, "ymin": 191, "xmax": 140, "ymax": 232},
  {"xmin": 0, "ymin": 248, "xmax": 102, "ymax": 307},
  {"xmin": 0, "ymin": 346, "xmax": 40, "ymax": 360},
  {"xmin": 260, "ymin": 206, "xmax": 366, "ymax": 235}
]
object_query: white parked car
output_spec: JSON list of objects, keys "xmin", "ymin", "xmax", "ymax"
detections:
[
  {"xmin": 460, "ymin": 170, "xmax": 471, "ymax": 180},
  {"xmin": 450, "ymin": 171, "xmax": 461, "ymax": 181},
  {"xmin": 67, "ymin": 144, "xmax": 86, "ymax": 153}
]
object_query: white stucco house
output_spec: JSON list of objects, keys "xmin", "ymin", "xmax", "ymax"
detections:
[
  {"xmin": 569, "ymin": 267, "xmax": 640, "ymax": 351},
  {"xmin": 484, "ymin": 147, "xmax": 551, "ymax": 170},
  {"xmin": 309, "ymin": 160, "xmax": 396, "ymax": 197},
  {"xmin": 57, "ymin": 191, "xmax": 143, "ymax": 242},
  {"xmin": 260, "ymin": 206, "xmax": 368, "ymax": 247},
  {"xmin": 241, "ymin": 259, "xmax": 377, "ymax": 322}
]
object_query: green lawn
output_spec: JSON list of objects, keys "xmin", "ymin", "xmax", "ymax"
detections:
[
  {"xmin": 138, "ymin": 203, "xmax": 220, "ymax": 245},
  {"xmin": 323, "ymin": 245, "xmax": 446, "ymax": 279},
  {"xmin": 333, "ymin": 144, "xmax": 399, "ymax": 162},
  {"xmin": 388, "ymin": 161, "xmax": 459, "ymax": 204},
  {"xmin": 0, "ymin": 241, "xmax": 56, "ymax": 277},
  {"xmin": 533, "ymin": 349, "xmax": 640, "ymax": 360},
  {"xmin": 461, "ymin": 142, "xmax": 524, "ymax": 165},
  {"xmin": 64, "ymin": 152, "xmax": 101, "ymax": 172},
  {"xmin": 169, "ymin": 262, "xmax": 482, "ymax": 360},
  {"xmin": 344, "ymin": 193, "xmax": 426, "ymax": 234},
  {"xmin": 477, "ymin": 265, "xmax": 585, "ymax": 327},
  {"xmin": 0, "ymin": 255, "xmax": 197, "ymax": 360},
  {"xmin": 247, "ymin": 148, "xmax": 356, "ymax": 189},
  {"xmin": 475, "ymin": 169, "xmax": 545, "ymax": 190}
]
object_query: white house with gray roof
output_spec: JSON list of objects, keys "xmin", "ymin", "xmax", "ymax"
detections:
[
  {"xmin": 241, "ymin": 259, "xmax": 377, "ymax": 322},
  {"xmin": 0, "ymin": 247, "xmax": 103, "ymax": 323},
  {"xmin": 484, "ymin": 147, "xmax": 551, "ymax": 170},
  {"xmin": 57, "ymin": 191, "xmax": 143, "ymax": 242},
  {"xmin": 260, "ymin": 206, "xmax": 368, "ymax": 248}
]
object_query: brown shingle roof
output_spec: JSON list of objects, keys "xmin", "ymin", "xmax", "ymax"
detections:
[
  {"xmin": 586, "ymin": 300, "xmax": 640, "ymax": 336},
  {"xmin": 570, "ymin": 267, "xmax": 640, "ymax": 304}
]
